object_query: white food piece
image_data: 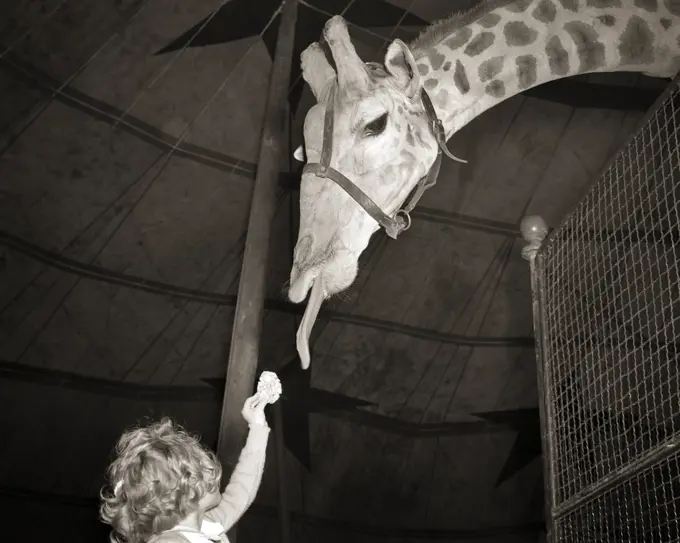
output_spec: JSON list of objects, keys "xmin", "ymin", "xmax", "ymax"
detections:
[{"xmin": 257, "ymin": 370, "xmax": 282, "ymax": 404}]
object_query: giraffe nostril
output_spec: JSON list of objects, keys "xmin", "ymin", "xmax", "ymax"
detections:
[
  {"xmin": 293, "ymin": 235, "xmax": 313, "ymax": 266},
  {"xmin": 289, "ymin": 267, "xmax": 315, "ymax": 303}
]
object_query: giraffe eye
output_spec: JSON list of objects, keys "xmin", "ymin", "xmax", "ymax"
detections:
[{"xmin": 364, "ymin": 113, "xmax": 388, "ymax": 137}]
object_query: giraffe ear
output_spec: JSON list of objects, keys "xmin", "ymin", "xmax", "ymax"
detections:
[
  {"xmin": 301, "ymin": 42, "xmax": 336, "ymax": 103},
  {"xmin": 384, "ymin": 39, "xmax": 420, "ymax": 99}
]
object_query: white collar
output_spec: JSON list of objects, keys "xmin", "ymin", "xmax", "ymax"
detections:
[{"xmin": 169, "ymin": 519, "xmax": 226, "ymax": 542}]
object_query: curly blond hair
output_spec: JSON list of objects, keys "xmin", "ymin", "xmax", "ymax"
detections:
[{"xmin": 100, "ymin": 418, "xmax": 222, "ymax": 543}]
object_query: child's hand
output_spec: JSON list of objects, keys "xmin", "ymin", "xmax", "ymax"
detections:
[{"xmin": 241, "ymin": 393, "xmax": 268, "ymax": 427}]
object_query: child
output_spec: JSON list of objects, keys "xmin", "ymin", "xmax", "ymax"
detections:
[{"xmin": 100, "ymin": 393, "xmax": 270, "ymax": 543}]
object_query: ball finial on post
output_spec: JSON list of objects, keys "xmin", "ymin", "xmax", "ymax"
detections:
[{"xmin": 520, "ymin": 215, "xmax": 548, "ymax": 261}]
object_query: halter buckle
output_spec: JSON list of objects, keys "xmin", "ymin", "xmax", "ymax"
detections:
[{"xmin": 395, "ymin": 210, "xmax": 412, "ymax": 232}]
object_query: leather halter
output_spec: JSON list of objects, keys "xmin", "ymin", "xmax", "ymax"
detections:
[{"xmin": 302, "ymin": 84, "xmax": 466, "ymax": 240}]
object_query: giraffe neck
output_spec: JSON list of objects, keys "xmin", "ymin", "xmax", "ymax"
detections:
[{"xmin": 412, "ymin": 0, "xmax": 680, "ymax": 137}]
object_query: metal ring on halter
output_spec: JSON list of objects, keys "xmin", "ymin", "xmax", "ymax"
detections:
[{"xmin": 395, "ymin": 210, "xmax": 412, "ymax": 232}]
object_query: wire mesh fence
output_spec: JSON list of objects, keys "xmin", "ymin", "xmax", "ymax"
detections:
[
  {"xmin": 553, "ymin": 449, "xmax": 680, "ymax": 542},
  {"xmin": 531, "ymin": 76, "xmax": 680, "ymax": 541}
]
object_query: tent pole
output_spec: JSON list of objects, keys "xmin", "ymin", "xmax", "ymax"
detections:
[{"xmin": 216, "ymin": 1, "xmax": 299, "ymax": 541}]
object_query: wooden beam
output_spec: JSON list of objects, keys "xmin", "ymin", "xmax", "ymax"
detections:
[{"xmin": 216, "ymin": 1, "xmax": 299, "ymax": 541}]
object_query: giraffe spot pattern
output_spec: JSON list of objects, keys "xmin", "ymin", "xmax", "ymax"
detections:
[
  {"xmin": 424, "ymin": 78, "xmax": 439, "ymax": 90},
  {"xmin": 516, "ymin": 55, "xmax": 538, "ymax": 88},
  {"xmin": 435, "ymin": 89, "xmax": 450, "ymax": 107},
  {"xmin": 412, "ymin": 128, "xmax": 423, "ymax": 146},
  {"xmin": 464, "ymin": 31, "xmax": 495, "ymax": 56},
  {"xmin": 401, "ymin": 149, "xmax": 418, "ymax": 164},
  {"xmin": 557, "ymin": 0, "xmax": 578, "ymax": 11},
  {"xmin": 564, "ymin": 21, "xmax": 606, "ymax": 72},
  {"xmin": 586, "ymin": 0, "xmax": 621, "ymax": 7},
  {"xmin": 506, "ymin": 0, "xmax": 533, "ymax": 12},
  {"xmin": 505, "ymin": 21, "xmax": 539, "ymax": 46},
  {"xmin": 486, "ymin": 80, "xmax": 506, "ymax": 98},
  {"xmin": 406, "ymin": 127, "xmax": 416, "ymax": 146},
  {"xmin": 533, "ymin": 0, "xmax": 557, "ymax": 23},
  {"xmin": 634, "ymin": 0, "xmax": 657, "ymax": 10},
  {"xmin": 445, "ymin": 27, "xmax": 474, "ymax": 50},
  {"xmin": 417, "ymin": 64, "xmax": 429, "ymax": 76},
  {"xmin": 597, "ymin": 14, "xmax": 617, "ymax": 26},
  {"xmin": 546, "ymin": 35, "xmax": 570, "ymax": 75},
  {"xmin": 618, "ymin": 15, "xmax": 656, "ymax": 65},
  {"xmin": 661, "ymin": 17, "xmax": 672, "ymax": 29},
  {"xmin": 664, "ymin": 0, "xmax": 680, "ymax": 14},
  {"xmin": 478, "ymin": 13, "xmax": 502, "ymax": 28},
  {"xmin": 428, "ymin": 49, "xmax": 447, "ymax": 70},
  {"xmin": 454, "ymin": 60, "xmax": 471, "ymax": 94},
  {"xmin": 479, "ymin": 56, "xmax": 505, "ymax": 82},
  {"xmin": 443, "ymin": 61, "xmax": 452, "ymax": 71}
]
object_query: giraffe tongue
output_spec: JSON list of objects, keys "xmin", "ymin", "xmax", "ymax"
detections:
[{"xmin": 296, "ymin": 277, "xmax": 324, "ymax": 370}]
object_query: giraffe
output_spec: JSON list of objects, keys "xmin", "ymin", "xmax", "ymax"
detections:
[{"xmin": 289, "ymin": 0, "xmax": 680, "ymax": 368}]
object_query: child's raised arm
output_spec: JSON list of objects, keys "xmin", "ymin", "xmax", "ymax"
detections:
[{"xmin": 206, "ymin": 395, "xmax": 271, "ymax": 530}]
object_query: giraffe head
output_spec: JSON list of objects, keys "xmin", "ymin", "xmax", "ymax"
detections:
[{"xmin": 289, "ymin": 15, "xmax": 441, "ymax": 305}]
